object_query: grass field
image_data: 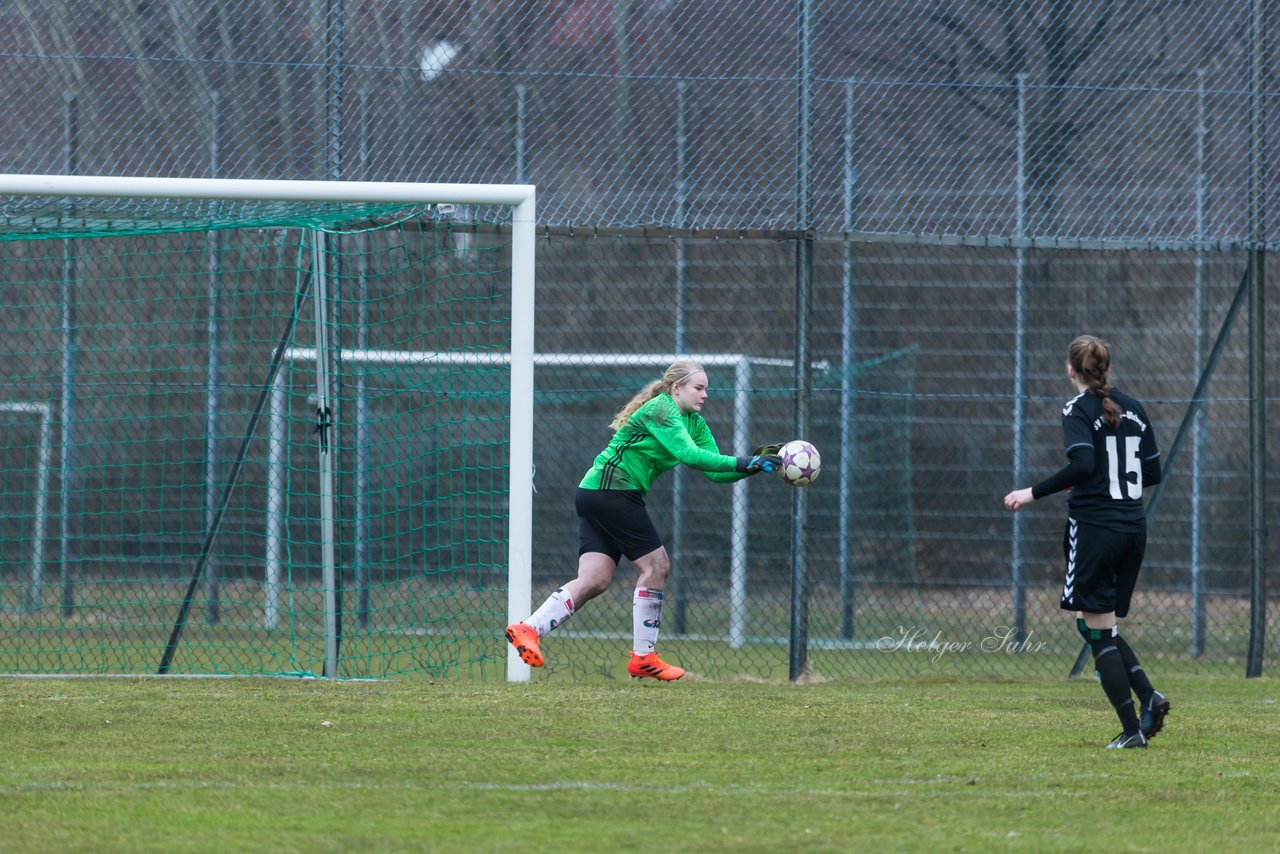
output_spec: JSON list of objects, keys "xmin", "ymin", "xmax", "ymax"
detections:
[
  {"xmin": 1, "ymin": 673, "xmax": 1276, "ymax": 852},
  {"xmin": 4, "ymin": 577, "xmax": 1267, "ymax": 682}
]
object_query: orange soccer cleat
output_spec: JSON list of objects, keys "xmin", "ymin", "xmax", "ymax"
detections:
[
  {"xmin": 505, "ymin": 621, "xmax": 544, "ymax": 668},
  {"xmin": 627, "ymin": 651, "xmax": 685, "ymax": 681}
]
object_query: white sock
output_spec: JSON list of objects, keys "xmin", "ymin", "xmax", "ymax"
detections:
[
  {"xmin": 633, "ymin": 587, "xmax": 664, "ymax": 655},
  {"xmin": 526, "ymin": 587, "xmax": 574, "ymax": 637}
]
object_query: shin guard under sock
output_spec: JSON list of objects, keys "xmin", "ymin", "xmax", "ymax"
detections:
[{"xmin": 1088, "ymin": 629, "xmax": 1139, "ymax": 736}]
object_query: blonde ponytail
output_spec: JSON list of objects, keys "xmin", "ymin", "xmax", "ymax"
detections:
[{"xmin": 608, "ymin": 360, "xmax": 704, "ymax": 432}]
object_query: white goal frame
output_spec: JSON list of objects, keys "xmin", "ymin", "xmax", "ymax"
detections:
[
  {"xmin": 0, "ymin": 174, "xmax": 536, "ymax": 681},
  {"xmin": 271, "ymin": 349, "xmax": 815, "ymax": 673}
]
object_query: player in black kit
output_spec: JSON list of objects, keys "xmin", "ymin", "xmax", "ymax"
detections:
[{"xmin": 1004, "ymin": 335, "xmax": 1171, "ymax": 749}]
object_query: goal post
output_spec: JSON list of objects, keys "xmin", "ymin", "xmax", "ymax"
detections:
[
  {"xmin": 0, "ymin": 174, "xmax": 534, "ymax": 680},
  {"xmin": 0, "ymin": 403, "xmax": 52, "ymax": 613}
]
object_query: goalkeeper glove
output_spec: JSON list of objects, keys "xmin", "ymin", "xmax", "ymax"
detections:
[
  {"xmin": 736, "ymin": 453, "xmax": 784, "ymax": 474},
  {"xmin": 751, "ymin": 441, "xmax": 787, "ymax": 456}
]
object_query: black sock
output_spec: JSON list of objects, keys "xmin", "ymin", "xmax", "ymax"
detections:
[
  {"xmin": 1113, "ymin": 634, "xmax": 1154, "ymax": 706},
  {"xmin": 1088, "ymin": 630, "xmax": 1140, "ymax": 736},
  {"xmin": 1077, "ymin": 618, "xmax": 1102, "ymax": 681}
]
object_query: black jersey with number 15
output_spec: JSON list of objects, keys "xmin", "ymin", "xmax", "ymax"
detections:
[{"xmin": 1057, "ymin": 389, "xmax": 1161, "ymax": 532}]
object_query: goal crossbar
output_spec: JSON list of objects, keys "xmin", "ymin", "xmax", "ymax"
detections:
[{"xmin": 0, "ymin": 174, "xmax": 535, "ymax": 209}]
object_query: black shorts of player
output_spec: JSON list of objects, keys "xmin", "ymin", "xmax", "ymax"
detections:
[
  {"xmin": 1059, "ymin": 516, "xmax": 1147, "ymax": 618},
  {"xmin": 575, "ymin": 488, "xmax": 664, "ymax": 563}
]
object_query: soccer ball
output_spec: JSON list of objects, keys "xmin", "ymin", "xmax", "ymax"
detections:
[{"xmin": 779, "ymin": 440, "xmax": 821, "ymax": 486}]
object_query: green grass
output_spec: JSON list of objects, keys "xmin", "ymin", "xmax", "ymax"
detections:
[
  {"xmin": 1, "ymin": 674, "xmax": 1276, "ymax": 852},
  {"xmin": 4, "ymin": 577, "xmax": 1263, "ymax": 681}
]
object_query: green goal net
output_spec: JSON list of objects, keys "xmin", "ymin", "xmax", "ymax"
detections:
[{"xmin": 0, "ymin": 177, "xmax": 535, "ymax": 679}]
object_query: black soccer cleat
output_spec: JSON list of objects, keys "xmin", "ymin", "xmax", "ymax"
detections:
[
  {"xmin": 1140, "ymin": 690, "xmax": 1171, "ymax": 740},
  {"xmin": 1106, "ymin": 731, "xmax": 1148, "ymax": 749}
]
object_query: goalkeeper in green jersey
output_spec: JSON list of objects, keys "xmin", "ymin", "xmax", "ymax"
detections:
[{"xmin": 506, "ymin": 360, "xmax": 783, "ymax": 680}]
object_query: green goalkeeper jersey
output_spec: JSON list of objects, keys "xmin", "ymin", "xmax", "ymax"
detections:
[{"xmin": 578, "ymin": 393, "xmax": 749, "ymax": 495}]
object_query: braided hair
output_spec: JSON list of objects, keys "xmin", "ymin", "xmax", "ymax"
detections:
[{"xmin": 1068, "ymin": 335, "xmax": 1121, "ymax": 428}]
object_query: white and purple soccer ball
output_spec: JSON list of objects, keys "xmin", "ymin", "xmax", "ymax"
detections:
[{"xmin": 779, "ymin": 440, "xmax": 821, "ymax": 486}]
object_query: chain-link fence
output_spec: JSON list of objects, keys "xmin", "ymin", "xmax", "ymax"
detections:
[
  {"xmin": 4, "ymin": 223, "xmax": 1273, "ymax": 679},
  {"xmin": 0, "ymin": 1, "xmax": 1276, "ymax": 679},
  {"xmin": 0, "ymin": 1, "xmax": 1271, "ymax": 239},
  {"xmin": 526, "ymin": 232, "xmax": 1278, "ymax": 680}
]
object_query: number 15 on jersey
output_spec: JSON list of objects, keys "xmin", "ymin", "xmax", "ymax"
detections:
[{"xmin": 1106, "ymin": 435, "xmax": 1142, "ymax": 499}]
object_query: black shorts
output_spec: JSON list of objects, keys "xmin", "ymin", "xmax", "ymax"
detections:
[
  {"xmin": 1059, "ymin": 516, "xmax": 1147, "ymax": 618},
  {"xmin": 575, "ymin": 488, "xmax": 664, "ymax": 563}
]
